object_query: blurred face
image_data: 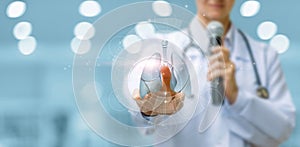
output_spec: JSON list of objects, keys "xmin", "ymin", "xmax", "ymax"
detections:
[{"xmin": 196, "ymin": 0, "xmax": 235, "ymax": 22}]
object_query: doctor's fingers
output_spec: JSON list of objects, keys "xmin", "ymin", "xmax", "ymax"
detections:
[
  {"xmin": 133, "ymin": 89, "xmax": 141, "ymax": 99},
  {"xmin": 207, "ymin": 69, "xmax": 224, "ymax": 81},
  {"xmin": 209, "ymin": 47, "xmax": 230, "ymax": 62},
  {"xmin": 133, "ymin": 89, "xmax": 150, "ymax": 109},
  {"xmin": 173, "ymin": 94, "xmax": 184, "ymax": 112},
  {"xmin": 172, "ymin": 92, "xmax": 185, "ymax": 104},
  {"xmin": 133, "ymin": 89, "xmax": 149, "ymax": 108},
  {"xmin": 134, "ymin": 95, "xmax": 162, "ymax": 111},
  {"xmin": 208, "ymin": 59, "xmax": 235, "ymax": 72},
  {"xmin": 152, "ymin": 93, "xmax": 184, "ymax": 115},
  {"xmin": 208, "ymin": 60, "xmax": 226, "ymax": 72},
  {"xmin": 212, "ymin": 46, "xmax": 230, "ymax": 55},
  {"xmin": 207, "ymin": 63, "xmax": 235, "ymax": 81},
  {"xmin": 139, "ymin": 99, "xmax": 161, "ymax": 112},
  {"xmin": 154, "ymin": 101, "xmax": 183, "ymax": 115},
  {"xmin": 156, "ymin": 92, "xmax": 184, "ymax": 108}
]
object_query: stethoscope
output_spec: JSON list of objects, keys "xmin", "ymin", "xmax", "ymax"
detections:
[{"xmin": 184, "ymin": 27, "xmax": 269, "ymax": 99}]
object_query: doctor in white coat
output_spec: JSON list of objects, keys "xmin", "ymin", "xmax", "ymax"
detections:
[{"xmin": 132, "ymin": 0, "xmax": 296, "ymax": 146}]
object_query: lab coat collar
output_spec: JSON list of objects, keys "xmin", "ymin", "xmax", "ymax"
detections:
[
  {"xmin": 225, "ymin": 24, "xmax": 234, "ymax": 49},
  {"xmin": 189, "ymin": 17, "xmax": 210, "ymax": 53},
  {"xmin": 189, "ymin": 17, "xmax": 235, "ymax": 53},
  {"xmin": 188, "ymin": 17, "xmax": 248, "ymax": 60}
]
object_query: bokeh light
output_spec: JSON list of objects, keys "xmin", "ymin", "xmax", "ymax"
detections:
[
  {"xmin": 135, "ymin": 21, "xmax": 156, "ymax": 39},
  {"xmin": 71, "ymin": 37, "xmax": 91, "ymax": 55},
  {"xmin": 122, "ymin": 35, "xmax": 141, "ymax": 53},
  {"xmin": 74, "ymin": 22, "xmax": 95, "ymax": 40},
  {"xmin": 257, "ymin": 21, "xmax": 277, "ymax": 40},
  {"xmin": 6, "ymin": 1, "xmax": 26, "ymax": 18},
  {"xmin": 152, "ymin": 1, "xmax": 172, "ymax": 17},
  {"xmin": 13, "ymin": 21, "xmax": 32, "ymax": 40},
  {"xmin": 270, "ymin": 34, "xmax": 290, "ymax": 54},
  {"xmin": 72, "ymin": 1, "xmax": 101, "ymax": 54},
  {"xmin": 240, "ymin": 0, "xmax": 260, "ymax": 17},
  {"xmin": 79, "ymin": 0, "xmax": 101, "ymax": 17},
  {"xmin": 18, "ymin": 36, "xmax": 37, "ymax": 55}
]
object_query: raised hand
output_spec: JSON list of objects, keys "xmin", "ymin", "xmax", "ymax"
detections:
[
  {"xmin": 207, "ymin": 46, "xmax": 238, "ymax": 104},
  {"xmin": 134, "ymin": 65, "xmax": 185, "ymax": 116}
]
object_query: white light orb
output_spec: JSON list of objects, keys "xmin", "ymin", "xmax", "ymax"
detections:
[
  {"xmin": 6, "ymin": 1, "xmax": 26, "ymax": 18},
  {"xmin": 152, "ymin": 1, "xmax": 172, "ymax": 17},
  {"xmin": 135, "ymin": 21, "xmax": 156, "ymax": 39},
  {"xmin": 257, "ymin": 21, "xmax": 277, "ymax": 40},
  {"xmin": 74, "ymin": 22, "xmax": 95, "ymax": 40},
  {"xmin": 79, "ymin": 0, "xmax": 101, "ymax": 17},
  {"xmin": 18, "ymin": 36, "xmax": 37, "ymax": 55},
  {"xmin": 270, "ymin": 34, "xmax": 290, "ymax": 54},
  {"xmin": 240, "ymin": 0, "xmax": 260, "ymax": 17},
  {"xmin": 122, "ymin": 35, "xmax": 142, "ymax": 54},
  {"xmin": 13, "ymin": 21, "xmax": 32, "ymax": 40}
]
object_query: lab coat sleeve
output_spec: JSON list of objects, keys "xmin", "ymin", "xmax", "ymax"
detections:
[
  {"xmin": 128, "ymin": 110, "xmax": 155, "ymax": 135},
  {"xmin": 129, "ymin": 110, "xmax": 169, "ymax": 135},
  {"xmin": 227, "ymin": 46, "xmax": 296, "ymax": 146}
]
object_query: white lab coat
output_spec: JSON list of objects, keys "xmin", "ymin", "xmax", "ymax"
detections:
[{"xmin": 131, "ymin": 17, "xmax": 296, "ymax": 147}]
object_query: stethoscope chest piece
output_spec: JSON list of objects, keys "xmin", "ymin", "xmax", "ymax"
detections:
[{"xmin": 256, "ymin": 86, "xmax": 269, "ymax": 99}]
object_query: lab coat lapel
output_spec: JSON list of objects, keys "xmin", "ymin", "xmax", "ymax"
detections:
[
  {"xmin": 231, "ymin": 29, "xmax": 258, "ymax": 92},
  {"xmin": 231, "ymin": 28, "xmax": 250, "ymax": 63}
]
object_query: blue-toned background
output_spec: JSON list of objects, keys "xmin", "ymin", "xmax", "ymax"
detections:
[{"xmin": 0, "ymin": 0, "xmax": 299, "ymax": 146}]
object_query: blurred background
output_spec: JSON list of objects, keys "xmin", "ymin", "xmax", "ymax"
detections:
[{"xmin": 0, "ymin": 0, "xmax": 299, "ymax": 146}]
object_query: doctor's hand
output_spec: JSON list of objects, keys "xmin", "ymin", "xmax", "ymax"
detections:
[
  {"xmin": 133, "ymin": 65, "xmax": 185, "ymax": 116},
  {"xmin": 207, "ymin": 46, "xmax": 238, "ymax": 105}
]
